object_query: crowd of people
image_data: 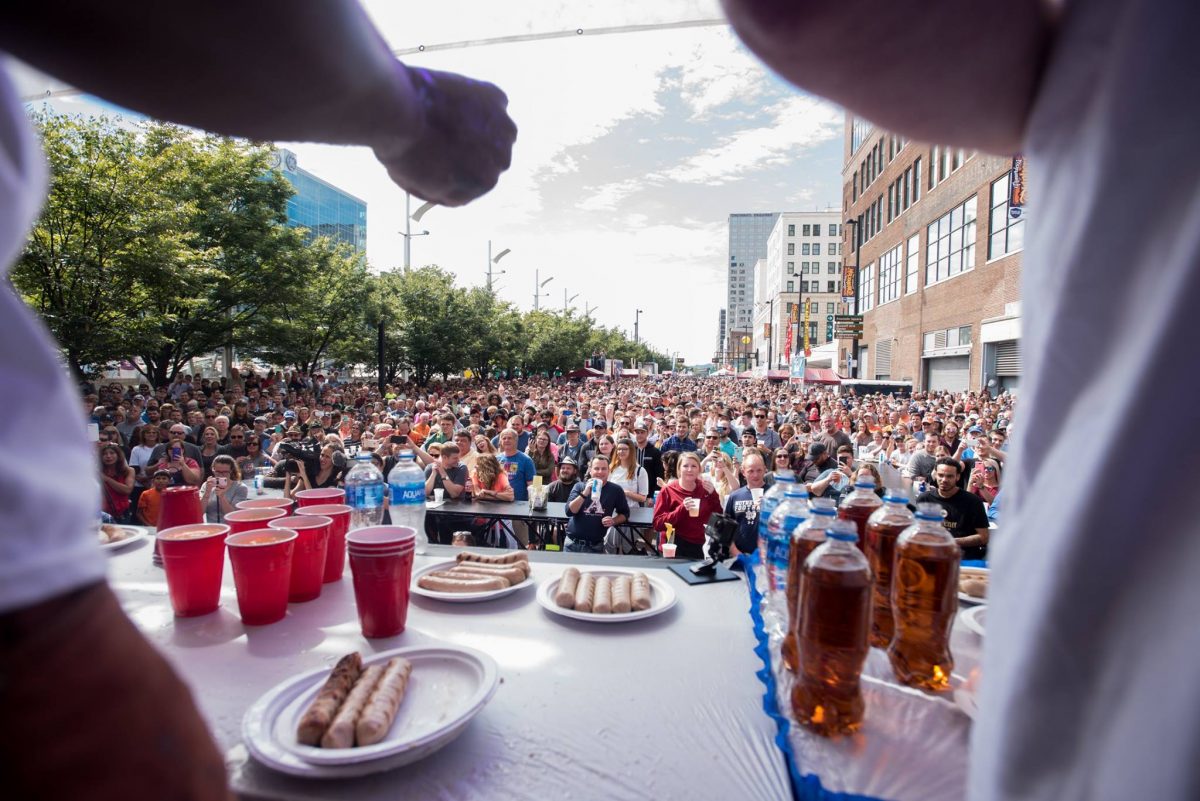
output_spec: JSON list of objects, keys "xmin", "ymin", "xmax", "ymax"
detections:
[{"xmin": 88, "ymin": 367, "xmax": 1011, "ymax": 560}]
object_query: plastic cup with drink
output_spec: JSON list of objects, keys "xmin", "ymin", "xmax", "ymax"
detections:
[
  {"xmin": 157, "ymin": 523, "xmax": 229, "ymax": 617},
  {"xmin": 268, "ymin": 515, "xmax": 332, "ymax": 602},
  {"xmin": 227, "ymin": 528, "xmax": 297, "ymax": 625}
]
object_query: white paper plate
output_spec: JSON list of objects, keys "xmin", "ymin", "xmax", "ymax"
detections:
[
  {"xmin": 99, "ymin": 525, "xmax": 149, "ymax": 552},
  {"xmin": 537, "ymin": 569, "xmax": 677, "ymax": 623},
  {"xmin": 411, "ymin": 559, "xmax": 535, "ymax": 603},
  {"xmin": 957, "ymin": 566, "xmax": 989, "ymax": 605},
  {"xmin": 959, "ymin": 604, "xmax": 987, "ymax": 637},
  {"xmin": 242, "ymin": 644, "xmax": 498, "ymax": 778}
]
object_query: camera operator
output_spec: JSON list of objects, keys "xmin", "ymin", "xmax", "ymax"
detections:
[
  {"xmin": 283, "ymin": 444, "xmax": 342, "ymax": 500},
  {"xmin": 201, "ymin": 455, "xmax": 247, "ymax": 523}
]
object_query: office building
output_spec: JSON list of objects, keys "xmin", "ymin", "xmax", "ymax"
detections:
[
  {"xmin": 272, "ymin": 148, "xmax": 367, "ymax": 254},
  {"xmin": 726, "ymin": 212, "xmax": 780, "ymax": 341},
  {"xmin": 752, "ymin": 211, "xmax": 844, "ymax": 373},
  {"xmin": 841, "ymin": 118, "xmax": 1023, "ymax": 392}
]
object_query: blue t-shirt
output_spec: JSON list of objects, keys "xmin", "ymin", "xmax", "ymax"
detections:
[
  {"xmin": 497, "ymin": 451, "xmax": 536, "ymax": 501},
  {"xmin": 491, "ymin": 431, "xmax": 530, "ymax": 452},
  {"xmin": 565, "ymin": 481, "xmax": 631, "ymax": 544}
]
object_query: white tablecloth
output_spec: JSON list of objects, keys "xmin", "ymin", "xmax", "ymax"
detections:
[{"xmin": 104, "ymin": 538, "xmax": 792, "ymax": 801}]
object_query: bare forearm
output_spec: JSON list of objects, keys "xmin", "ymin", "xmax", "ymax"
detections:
[
  {"xmin": 721, "ymin": 0, "xmax": 1056, "ymax": 153},
  {"xmin": 1, "ymin": 0, "xmax": 420, "ymax": 151}
]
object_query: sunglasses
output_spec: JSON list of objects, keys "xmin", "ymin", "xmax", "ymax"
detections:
[{"xmin": 754, "ymin": 414, "xmax": 766, "ymax": 419}]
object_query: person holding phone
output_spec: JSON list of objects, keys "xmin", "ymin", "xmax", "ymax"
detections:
[
  {"xmin": 201, "ymin": 455, "xmax": 246, "ymax": 523},
  {"xmin": 147, "ymin": 426, "xmax": 202, "ymax": 486}
]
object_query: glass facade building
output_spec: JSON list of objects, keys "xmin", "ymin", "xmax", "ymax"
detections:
[
  {"xmin": 727, "ymin": 212, "xmax": 779, "ymax": 336},
  {"xmin": 274, "ymin": 149, "xmax": 366, "ymax": 253}
]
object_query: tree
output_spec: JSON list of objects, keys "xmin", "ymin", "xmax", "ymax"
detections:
[
  {"xmin": 376, "ymin": 266, "xmax": 464, "ymax": 386},
  {"xmin": 12, "ymin": 112, "xmax": 309, "ymax": 385},
  {"xmin": 245, "ymin": 239, "xmax": 371, "ymax": 375},
  {"xmin": 11, "ymin": 111, "xmax": 190, "ymax": 378}
]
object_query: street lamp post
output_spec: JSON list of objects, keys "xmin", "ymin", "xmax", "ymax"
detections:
[
  {"xmin": 844, "ymin": 218, "xmax": 862, "ymax": 379},
  {"xmin": 584, "ymin": 302, "xmax": 599, "ymax": 320},
  {"xmin": 533, "ymin": 270, "xmax": 554, "ymax": 311},
  {"xmin": 487, "ymin": 240, "xmax": 510, "ymax": 293},
  {"xmin": 380, "ymin": 193, "xmax": 432, "ymax": 394},
  {"xmin": 563, "ymin": 289, "xmax": 579, "ymax": 314}
]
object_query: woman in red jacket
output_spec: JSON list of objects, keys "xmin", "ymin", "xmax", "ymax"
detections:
[{"xmin": 653, "ymin": 450, "xmax": 722, "ymax": 559}]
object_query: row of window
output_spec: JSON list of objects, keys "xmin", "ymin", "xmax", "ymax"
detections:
[
  {"xmin": 856, "ymin": 175, "xmax": 1024, "ymax": 308},
  {"xmin": 786, "ymin": 223, "xmax": 842, "ymax": 237},
  {"xmin": 786, "ymin": 301, "xmax": 842, "ymax": 317},
  {"xmin": 786, "ymin": 242, "xmax": 839, "ymax": 256},
  {"xmin": 786, "ymin": 261, "xmax": 840, "ymax": 275},
  {"xmin": 786, "ymin": 280, "xmax": 841, "ymax": 294},
  {"xmin": 886, "ymin": 157, "xmax": 922, "ymax": 223}
]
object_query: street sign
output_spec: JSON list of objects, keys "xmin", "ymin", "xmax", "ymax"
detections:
[{"xmin": 834, "ymin": 314, "xmax": 863, "ymax": 324}]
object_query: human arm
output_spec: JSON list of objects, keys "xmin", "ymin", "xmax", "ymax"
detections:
[
  {"xmin": 956, "ymin": 498, "xmax": 992, "ymax": 550},
  {"xmin": 719, "ymin": 0, "xmax": 1054, "ymax": 155},
  {"xmin": 100, "ymin": 467, "xmax": 135, "ymax": 496},
  {"xmin": 1, "ymin": 0, "xmax": 516, "ymax": 207},
  {"xmin": 601, "ymin": 486, "xmax": 630, "ymax": 529},
  {"xmin": 565, "ymin": 481, "xmax": 592, "ymax": 516},
  {"xmin": 0, "ymin": 583, "xmax": 230, "ymax": 800}
]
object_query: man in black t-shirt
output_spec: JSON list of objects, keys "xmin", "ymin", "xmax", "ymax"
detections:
[{"xmin": 916, "ymin": 457, "xmax": 990, "ymax": 560}]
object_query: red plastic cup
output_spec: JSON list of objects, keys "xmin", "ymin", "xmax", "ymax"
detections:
[
  {"xmin": 237, "ymin": 497, "xmax": 294, "ymax": 515},
  {"xmin": 158, "ymin": 486, "xmax": 203, "ymax": 532},
  {"xmin": 157, "ymin": 523, "xmax": 229, "ymax": 617},
  {"xmin": 268, "ymin": 515, "xmax": 331, "ymax": 602},
  {"xmin": 295, "ymin": 488, "xmax": 346, "ymax": 508},
  {"xmin": 347, "ymin": 527, "xmax": 416, "ymax": 638},
  {"xmin": 296, "ymin": 504, "xmax": 352, "ymax": 583},
  {"xmin": 227, "ymin": 528, "xmax": 298, "ymax": 625},
  {"xmin": 225, "ymin": 507, "xmax": 288, "ymax": 536}
]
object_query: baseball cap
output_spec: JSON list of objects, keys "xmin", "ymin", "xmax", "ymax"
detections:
[
  {"xmin": 633, "ymin": 419, "xmax": 648, "ymax": 431},
  {"xmin": 807, "ymin": 442, "xmax": 828, "ymax": 458},
  {"xmin": 283, "ymin": 410, "xmax": 296, "ymax": 418},
  {"xmin": 594, "ymin": 420, "xmax": 608, "ymax": 428},
  {"xmin": 566, "ymin": 422, "xmax": 580, "ymax": 432},
  {"xmin": 968, "ymin": 425, "xmax": 984, "ymax": 434}
]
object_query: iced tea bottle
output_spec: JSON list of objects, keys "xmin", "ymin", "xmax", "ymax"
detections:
[
  {"xmin": 791, "ymin": 518, "xmax": 872, "ymax": 737},
  {"xmin": 838, "ymin": 478, "xmax": 882, "ymax": 553},
  {"xmin": 864, "ymin": 491, "xmax": 915, "ymax": 649},
  {"xmin": 782, "ymin": 498, "xmax": 837, "ymax": 673},
  {"xmin": 888, "ymin": 503, "xmax": 960, "ymax": 691}
]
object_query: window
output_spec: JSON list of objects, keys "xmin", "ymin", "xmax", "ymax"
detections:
[
  {"xmin": 802, "ymin": 243, "xmax": 811, "ymax": 256},
  {"xmin": 828, "ymin": 280, "xmax": 837, "ymax": 293},
  {"xmin": 787, "ymin": 243, "xmax": 794, "ymax": 255},
  {"xmin": 786, "ymin": 302, "xmax": 794, "ymax": 314},
  {"xmin": 828, "ymin": 224, "xmax": 838, "ymax": 237},
  {"xmin": 959, "ymin": 325, "xmax": 972, "ymax": 345},
  {"xmin": 913, "ymin": 157, "xmax": 922, "ymax": 202},
  {"xmin": 813, "ymin": 243, "xmax": 821, "ymax": 256},
  {"xmin": 801, "ymin": 281, "xmax": 809, "ymax": 293},
  {"xmin": 786, "ymin": 280, "xmax": 794, "ymax": 292},
  {"xmin": 828, "ymin": 261, "xmax": 838, "ymax": 274},
  {"xmin": 988, "ymin": 174, "xmax": 1026, "ymax": 259},
  {"xmin": 878, "ymin": 244, "xmax": 902, "ymax": 304},
  {"xmin": 852, "ymin": 171, "xmax": 858, "ymax": 201},
  {"xmin": 802, "ymin": 224, "xmax": 810, "ymax": 236},
  {"xmin": 925, "ymin": 195, "xmax": 978, "ymax": 285},
  {"xmin": 905, "ymin": 233, "xmax": 920, "ymax": 294},
  {"xmin": 859, "ymin": 263, "xmax": 876, "ymax": 312},
  {"xmin": 787, "ymin": 262, "xmax": 795, "ymax": 275},
  {"xmin": 788, "ymin": 224, "xmax": 796, "ymax": 236},
  {"xmin": 826, "ymin": 302, "xmax": 836, "ymax": 314}
]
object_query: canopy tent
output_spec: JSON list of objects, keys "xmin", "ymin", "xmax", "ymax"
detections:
[{"xmin": 804, "ymin": 367, "xmax": 842, "ymax": 384}]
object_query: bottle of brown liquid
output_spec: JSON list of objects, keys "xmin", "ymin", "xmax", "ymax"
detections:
[
  {"xmin": 782, "ymin": 497, "xmax": 837, "ymax": 673},
  {"xmin": 864, "ymin": 491, "xmax": 915, "ymax": 649},
  {"xmin": 791, "ymin": 518, "xmax": 872, "ymax": 736},
  {"xmin": 888, "ymin": 503, "xmax": 960, "ymax": 691},
  {"xmin": 838, "ymin": 478, "xmax": 882, "ymax": 553}
]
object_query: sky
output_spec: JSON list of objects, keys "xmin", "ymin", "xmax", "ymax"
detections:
[{"xmin": 16, "ymin": 1, "xmax": 848, "ymax": 366}]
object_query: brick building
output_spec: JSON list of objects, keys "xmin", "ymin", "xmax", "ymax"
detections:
[{"xmin": 840, "ymin": 116, "xmax": 1024, "ymax": 393}]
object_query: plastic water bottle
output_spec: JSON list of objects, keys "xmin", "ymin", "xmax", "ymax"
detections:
[
  {"xmin": 344, "ymin": 454, "xmax": 385, "ymax": 531},
  {"xmin": 388, "ymin": 452, "xmax": 428, "ymax": 554},
  {"xmin": 757, "ymin": 471, "xmax": 795, "ymax": 565},
  {"xmin": 764, "ymin": 482, "xmax": 809, "ymax": 638},
  {"xmin": 254, "ymin": 468, "xmax": 265, "ymax": 495}
]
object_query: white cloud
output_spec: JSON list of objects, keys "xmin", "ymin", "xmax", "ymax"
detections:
[{"xmin": 658, "ymin": 95, "xmax": 843, "ymax": 184}]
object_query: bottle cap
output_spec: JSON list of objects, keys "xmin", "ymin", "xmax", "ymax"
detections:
[
  {"xmin": 355, "ymin": 454, "xmax": 371, "ymax": 461},
  {"xmin": 784, "ymin": 483, "xmax": 807, "ymax": 496},
  {"xmin": 775, "ymin": 471, "xmax": 795, "ymax": 483},
  {"xmin": 854, "ymin": 478, "xmax": 876, "ymax": 489},
  {"xmin": 882, "ymin": 491, "xmax": 907, "ymax": 503},
  {"xmin": 825, "ymin": 518, "xmax": 859, "ymax": 542},
  {"xmin": 809, "ymin": 497, "xmax": 837, "ymax": 515},
  {"xmin": 915, "ymin": 501, "xmax": 947, "ymax": 521}
]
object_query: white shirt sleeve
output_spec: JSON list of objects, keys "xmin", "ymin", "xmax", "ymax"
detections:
[{"xmin": 0, "ymin": 65, "xmax": 107, "ymax": 613}]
